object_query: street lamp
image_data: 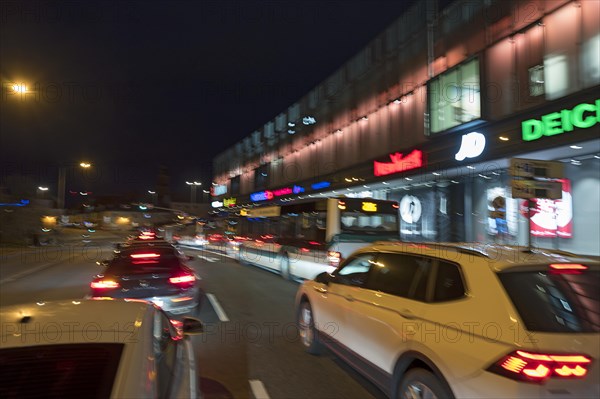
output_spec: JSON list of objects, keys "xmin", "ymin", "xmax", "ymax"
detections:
[
  {"xmin": 186, "ymin": 181, "xmax": 202, "ymax": 203},
  {"xmin": 58, "ymin": 162, "xmax": 93, "ymax": 209},
  {"xmin": 148, "ymin": 190, "xmax": 157, "ymax": 205},
  {"xmin": 37, "ymin": 186, "xmax": 49, "ymax": 199}
]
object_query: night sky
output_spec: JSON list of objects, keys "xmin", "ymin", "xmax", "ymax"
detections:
[{"xmin": 1, "ymin": 0, "xmax": 419, "ymax": 201}]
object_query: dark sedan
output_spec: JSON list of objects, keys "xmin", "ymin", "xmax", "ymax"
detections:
[{"xmin": 90, "ymin": 246, "xmax": 201, "ymax": 316}]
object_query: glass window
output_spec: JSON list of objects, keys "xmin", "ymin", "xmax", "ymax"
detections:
[
  {"xmin": 366, "ymin": 254, "xmax": 431, "ymax": 299},
  {"xmin": 0, "ymin": 343, "xmax": 123, "ymax": 398},
  {"xmin": 498, "ymin": 269, "xmax": 600, "ymax": 333},
  {"xmin": 433, "ymin": 261, "xmax": 465, "ymax": 302},
  {"xmin": 335, "ymin": 253, "xmax": 377, "ymax": 287},
  {"xmin": 428, "ymin": 58, "xmax": 481, "ymax": 134}
]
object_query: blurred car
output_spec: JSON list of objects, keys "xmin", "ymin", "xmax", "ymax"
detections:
[
  {"xmin": 91, "ymin": 246, "xmax": 201, "ymax": 316},
  {"xmin": 0, "ymin": 299, "xmax": 203, "ymax": 398},
  {"xmin": 296, "ymin": 242, "xmax": 600, "ymax": 399}
]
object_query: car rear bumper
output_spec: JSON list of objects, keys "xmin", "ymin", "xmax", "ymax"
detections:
[{"xmin": 90, "ymin": 288, "xmax": 200, "ymax": 314}]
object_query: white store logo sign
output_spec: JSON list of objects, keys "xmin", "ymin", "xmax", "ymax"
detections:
[{"xmin": 455, "ymin": 132, "xmax": 486, "ymax": 161}]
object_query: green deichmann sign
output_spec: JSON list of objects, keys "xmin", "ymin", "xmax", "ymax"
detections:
[{"xmin": 522, "ymin": 99, "xmax": 600, "ymax": 141}]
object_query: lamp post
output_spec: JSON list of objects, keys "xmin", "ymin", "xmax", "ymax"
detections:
[
  {"xmin": 148, "ymin": 190, "xmax": 157, "ymax": 205},
  {"xmin": 186, "ymin": 181, "xmax": 202, "ymax": 203},
  {"xmin": 37, "ymin": 186, "xmax": 49, "ymax": 199},
  {"xmin": 58, "ymin": 162, "xmax": 92, "ymax": 209}
]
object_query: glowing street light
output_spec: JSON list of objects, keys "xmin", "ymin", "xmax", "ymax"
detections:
[
  {"xmin": 12, "ymin": 83, "xmax": 27, "ymax": 93},
  {"xmin": 148, "ymin": 190, "xmax": 157, "ymax": 205},
  {"xmin": 57, "ymin": 161, "xmax": 93, "ymax": 209}
]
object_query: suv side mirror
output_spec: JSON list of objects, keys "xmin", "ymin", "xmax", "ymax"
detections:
[
  {"xmin": 315, "ymin": 272, "xmax": 332, "ymax": 285},
  {"xmin": 182, "ymin": 316, "xmax": 204, "ymax": 335}
]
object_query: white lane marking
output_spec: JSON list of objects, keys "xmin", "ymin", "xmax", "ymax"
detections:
[
  {"xmin": 0, "ymin": 261, "xmax": 58, "ymax": 285},
  {"xmin": 185, "ymin": 339, "xmax": 198, "ymax": 398},
  {"xmin": 249, "ymin": 380, "xmax": 271, "ymax": 399},
  {"xmin": 206, "ymin": 293, "xmax": 229, "ymax": 322},
  {"xmin": 197, "ymin": 255, "xmax": 220, "ymax": 262}
]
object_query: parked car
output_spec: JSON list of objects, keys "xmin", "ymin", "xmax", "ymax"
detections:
[
  {"xmin": 91, "ymin": 245, "xmax": 201, "ymax": 316},
  {"xmin": 295, "ymin": 242, "xmax": 600, "ymax": 399},
  {"xmin": 0, "ymin": 299, "xmax": 203, "ymax": 398}
]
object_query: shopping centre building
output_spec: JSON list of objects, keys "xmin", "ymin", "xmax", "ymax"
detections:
[{"xmin": 212, "ymin": 0, "xmax": 600, "ymax": 256}]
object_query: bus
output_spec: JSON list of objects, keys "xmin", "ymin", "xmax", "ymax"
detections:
[{"xmin": 231, "ymin": 197, "xmax": 400, "ymax": 280}]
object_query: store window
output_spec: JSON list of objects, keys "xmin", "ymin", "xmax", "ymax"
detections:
[
  {"xmin": 528, "ymin": 65, "xmax": 545, "ymax": 97},
  {"xmin": 428, "ymin": 58, "xmax": 481, "ymax": 134},
  {"xmin": 254, "ymin": 164, "xmax": 269, "ymax": 191}
]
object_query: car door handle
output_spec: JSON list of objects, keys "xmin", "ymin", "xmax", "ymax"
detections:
[
  {"xmin": 344, "ymin": 295, "xmax": 355, "ymax": 302},
  {"xmin": 399, "ymin": 309, "xmax": 415, "ymax": 319},
  {"xmin": 314, "ymin": 286, "xmax": 328, "ymax": 294}
]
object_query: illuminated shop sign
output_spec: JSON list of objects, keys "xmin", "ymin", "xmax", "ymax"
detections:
[
  {"xmin": 211, "ymin": 200, "xmax": 224, "ymax": 208},
  {"xmin": 251, "ymin": 186, "xmax": 305, "ymax": 201},
  {"xmin": 362, "ymin": 202, "xmax": 378, "ymax": 212},
  {"xmin": 522, "ymin": 99, "xmax": 599, "ymax": 142},
  {"xmin": 374, "ymin": 149, "xmax": 424, "ymax": 177},
  {"xmin": 455, "ymin": 132, "xmax": 486, "ymax": 161},
  {"xmin": 250, "ymin": 191, "xmax": 274, "ymax": 202},
  {"xmin": 521, "ymin": 179, "xmax": 573, "ymax": 238},
  {"xmin": 223, "ymin": 197, "xmax": 236, "ymax": 207},
  {"xmin": 212, "ymin": 184, "xmax": 227, "ymax": 196},
  {"xmin": 311, "ymin": 181, "xmax": 331, "ymax": 190}
]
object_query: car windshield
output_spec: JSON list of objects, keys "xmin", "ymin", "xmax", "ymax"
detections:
[
  {"xmin": 0, "ymin": 343, "xmax": 123, "ymax": 398},
  {"xmin": 498, "ymin": 268, "xmax": 600, "ymax": 333}
]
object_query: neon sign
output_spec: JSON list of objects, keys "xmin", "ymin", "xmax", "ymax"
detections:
[
  {"xmin": 250, "ymin": 191, "xmax": 274, "ymax": 202},
  {"xmin": 374, "ymin": 149, "xmax": 424, "ymax": 177},
  {"xmin": 223, "ymin": 198, "xmax": 236, "ymax": 207},
  {"xmin": 522, "ymin": 99, "xmax": 599, "ymax": 141},
  {"xmin": 311, "ymin": 181, "xmax": 331, "ymax": 190},
  {"xmin": 455, "ymin": 132, "xmax": 486, "ymax": 161},
  {"xmin": 212, "ymin": 184, "xmax": 227, "ymax": 196}
]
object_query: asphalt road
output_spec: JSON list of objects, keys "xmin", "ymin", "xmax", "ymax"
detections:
[{"xmin": 0, "ymin": 238, "xmax": 386, "ymax": 399}]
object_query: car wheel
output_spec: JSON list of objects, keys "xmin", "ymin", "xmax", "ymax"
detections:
[
  {"xmin": 297, "ymin": 300, "xmax": 321, "ymax": 355},
  {"xmin": 280, "ymin": 254, "xmax": 290, "ymax": 280},
  {"xmin": 397, "ymin": 368, "xmax": 453, "ymax": 399}
]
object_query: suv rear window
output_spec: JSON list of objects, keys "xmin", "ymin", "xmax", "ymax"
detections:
[
  {"xmin": 499, "ymin": 269, "xmax": 600, "ymax": 333},
  {"xmin": 0, "ymin": 343, "xmax": 123, "ymax": 398}
]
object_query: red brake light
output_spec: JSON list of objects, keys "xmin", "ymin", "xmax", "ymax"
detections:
[
  {"xmin": 490, "ymin": 350, "xmax": 592, "ymax": 383},
  {"xmin": 300, "ymin": 247, "xmax": 310, "ymax": 252},
  {"xmin": 549, "ymin": 264, "xmax": 587, "ymax": 274},
  {"xmin": 169, "ymin": 273, "xmax": 196, "ymax": 288},
  {"xmin": 130, "ymin": 253, "xmax": 160, "ymax": 259},
  {"xmin": 90, "ymin": 280, "xmax": 120, "ymax": 289}
]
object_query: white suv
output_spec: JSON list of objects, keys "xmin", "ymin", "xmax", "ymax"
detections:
[{"xmin": 295, "ymin": 242, "xmax": 599, "ymax": 399}]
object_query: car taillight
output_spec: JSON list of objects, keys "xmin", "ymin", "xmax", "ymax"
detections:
[
  {"xmin": 169, "ymin": 273, "xmax": 196, "ymax": 288},
  {"xmin": 90, "ymin": 280, "xmax": 120, "ymax": 289},
  {"xmin": 549, "ymin": 263, "xmax": 588, "ymax": 274},
  {"xmin": 130, "ymin": 253, "xmax": 160, "ymax": 259},
  {"xmin": 489, "ymin": 350, "xmax": 592, "ymax": 383},
  {"xmin": 327, "ymin": 251, "xmax": 342, "ymax": 267}
]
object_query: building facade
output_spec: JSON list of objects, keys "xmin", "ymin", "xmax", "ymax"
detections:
[{"xmin": 212, "ymin": 0, "xmax": 600, "ymax": 256}]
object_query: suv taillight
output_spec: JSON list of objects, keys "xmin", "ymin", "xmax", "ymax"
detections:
[
  {"xmin": 489, "ymin": 350, "xmax": 592, "ymax": 383},
  {"xmin": 327, "ymin": 251, "xmax": 342, "ymax": 267}
]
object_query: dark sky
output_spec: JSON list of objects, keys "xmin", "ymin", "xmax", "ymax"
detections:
[{"xmin": 1, "ymin": 0, "xmax": 418, "ymax": 201}]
